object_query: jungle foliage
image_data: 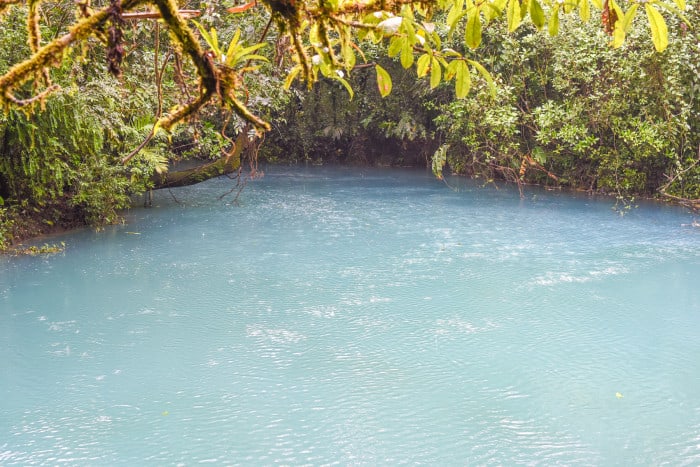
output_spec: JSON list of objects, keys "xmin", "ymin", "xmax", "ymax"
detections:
[{"xmin": 0, "ymin": 0, "xmax": 697, "ymax": 249}]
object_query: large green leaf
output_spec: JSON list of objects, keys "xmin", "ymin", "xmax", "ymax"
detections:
[
  {"xmin": 401, "ymin": 40, "xmax": 414, "ymax": 68},
  {"xmin": 375, "ymin": 64, "xmax": 393, "ymax": 97},
  {"xmin": 417, "ymin": 53, "xmax": 431, "ymax": 77},
  {"xmin": 579, "ymin": 0, "xmax": 590, "ymax": 23},
  {"xmin": 529, "ymin": 0, "xmax": 546, "ymax": 29},
  {"xmin": 621, "ymin": 4, "xmax": 639, "ymax": 33},
  {"xmin": 468, "ymin": 59, "xmax": 497, "ymax": 98},
  {"xmin": 465, "ymin": 8, "xmax": 482, "ymax": 49},
  {"xmin": 430, "ymin": 57, "xmax": 442, "ymax": 89},
  {"xmin": 645, "ymin": 4, "xmax": 668, "ymax": 52},
  {"xmin": 388, "ymin": 36, "xmax": 404, "ymax": 57},
  {"xmin": 548, "ymin": 6, "xmax": 560, "ymax": 36},
  {"xmin": 507, "ymin": 0, "xmax": 522, "ymax": 31},
  {"xmin": 454, "ymin": 60, "xmax": 471, "ymax": 98}
]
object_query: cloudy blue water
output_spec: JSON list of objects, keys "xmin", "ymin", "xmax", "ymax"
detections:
[{"xmin": 1, "ymin": 166, "xmax": 700, "ymax": 465}]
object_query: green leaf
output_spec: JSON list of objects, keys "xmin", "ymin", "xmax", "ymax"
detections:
[
  {"xmin": 507, "ymin": 0, "xmax": 522, "ymax": 31},
  {"xmin": 445, "ymin": 59, "xmax": 459, "ymax": 80},
  {"xmin": 210, "ymin": 28, "xmax": 220, "ymax": 56},
  {"xmin": 529, "ymin": 0, "xmax": 546, "ymax": 29},
  {"xmin": 655, "ymin": 1, "xmax": 691, "ymax": 26},
  {"xmin": 465, "ymin": 8, "xmax": 482, "ymax": 49},
  {"xmin": 672, "ymin": 0, "xmax": 685, "ymax": 10},
  {"xmin": 334, "ymin": 76, "xmax": 354, "ymax": 99},
  {"xmin": 579, "ymin": 0, "xmax": 590, "ymax": 23},
  {"xmin": 388, "ymin": 36, "xmax": 404, "ymax": 57},
  {"xmin": 520, "ymin": 0, "xmax": 529, "ymax": 19},
  {"xmin": 417, "ymin": 53, "xmax": 431, "ymax": 77},
  {"xmin": 548, "ymin": 6, "xmax": 560, "ymax": 36},
  {"xmin": 284, "ymin": 65, "xmax": 303, "ymax": 90},
  {"xmin": 193, "ymin": 21, "xmax": 215, "ymax": 52},
  {"xmin": 484, "ymin": 0, "xmax": 507, "ymax": 21},
  {"xmin": 645, "ymin": 4, "xmax": 668, "ymax": 52},
  {"xmin": 401, "ymin": 41, "xmax": 414, "ymax": 68},
  {"xmin": 447, "ymin": 0, "xmax": 465, "ymax": 31},
  {"xmin": 454, "ymin": 60, "xmax": 471, "ymax": 98},
  {"xmin": 621, "ymin": 4, "xmax": 639, "ymax": 33},
  {"xmin": 225, "ymin": 29, "xmax": 242, "ymax": 60},
  {"xmin": 231, "ymin": 43, "xmax": 268, "ymax": 65},
  {"xmin": 430, "ymin": 57, "xmax": 442, "ymax": 89},
  {"xmin": 467, "ymin": 59, "xmax": 497, "ymax": 98},
  {"xmin": 375, "ymin": 64, "xmax": 393, "ymax": 97},
  {"xmin": 612, "ymin": 22, "xmax": 626, "ymax": 47},
  {"xmin": 342, "ymin": 42, "xmax": 356, "ymax": 69}
]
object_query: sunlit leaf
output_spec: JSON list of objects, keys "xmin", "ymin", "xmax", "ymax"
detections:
[
  {"xmin": 447, "ymin": 0, "xmax": 465, "ymax": 30},
  {"xmin": 645, "ymin": 3, "xmax": 668, "ymax": 52},
  {"xmin": 579, "ymin": 0, "xmax": 590, "ymax": 23},
  {"xmin": 430, "ymin": 57, "xmax": 442, "ymax": 88},
  {"xmin": 467, "ymin": 59, "xmax": 497, "ymax": 98},
  {"xmin": 454, "ymin": 60, "xmax": 471, "ymax": 98},
  {"xmin": 548, "ymin": 6, "xmax": 560, "ymax": 36},
  {"xmin": 530, "ymin": 0, "xmax": 546, "ymax": 29},
  {"xmin": 388, "ymin": 36, "xmax": 404, "ymax": 57},
  {"xmin": 507, "ymin": 0, "xmax": 522, "ymax": 31},
  {"xmin": 401, "ymin": 41, "xmax": 414, "ymax": 68},
  {"xmin": 284, "ymin": 65, "xmax": 302, "ymax": 90},
  {"xmin": 465, "ymin": 8, "xmax": 482, "ymax": 49},
  {"xmin": 621, "ymin": 4, "xmax": 639, "ymax": 33},
  {"xmin": 375, "ymin": 64, "xmax": 393, "ymax": 97},
  {"xmin": 417, "ymin": 53, "xmax": 431, "ymax": 77},
  {"xmin": 334, "ymin": 76, "xmax": 354, "ymax": 99}
]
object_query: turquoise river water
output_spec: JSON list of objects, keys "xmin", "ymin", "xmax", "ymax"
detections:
[{"xmin": 1, "ymin": 167, "xmax": 700, "ymax": 465}]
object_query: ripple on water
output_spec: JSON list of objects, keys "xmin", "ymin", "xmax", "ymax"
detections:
[{"xmin": 2, "ymin": 167, "xmax": 700, "ymax": 464}]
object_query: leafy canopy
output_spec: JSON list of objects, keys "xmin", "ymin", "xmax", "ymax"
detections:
[{"xmin": 0, "ymin": 0, "xmax": 690, "ymax": 152}]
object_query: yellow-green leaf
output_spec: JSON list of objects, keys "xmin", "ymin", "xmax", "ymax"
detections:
[
  {"xmin": 341, "ymin": 42, "xmax": 356, "ymax": 69},
  {"xmin": 645, "ymin": 4, "xmax": 668, "ymax": 52},
  {"xmin": 468, "ymin": 59, "xmax": 496, "ymax": 98},
  {"xmin": 589, "ymin": 0, "xmax": 602, "ymax": 8},
  {"xmin": 375, "ymin": 64, "xmax": 393, "ymax": 97},
  {"xmin": 335, "ymin": 76, "xmax": 354, "ymax": 99},
  {"xmin": 507, "ymin": 0, "xmax": 522, "ymax": 32},
  {"xmin": 430, "ymin": 57, "xmax": 442, "ymax": 89},
  {"xmin": 401, "ymin": 41, "xmax": 414, "ymax": 68},
  {"xmin": 579, "ymin": 0, "xmax": 590, "ymax": 23},
  {"xmin": 465, "ymin": 8, "xmax": 482, "ymax": 49},
  {"xmin": 388, "ymin": 36, "xmax": 404, "ymax": 57},
  {"xmin": 445, "ymin": 59, "xmax": 459, "ymax": 80},
  {"xmin": 672, "ymin": 0, "xmax": 685, "ymax": 10},
  {"xmin": 548, "ymin": 6, "xmax": 560, "ymax": 36},
  {"xmin": 621, "ymin": 3, "xmax": 639, "ymax": 33},
  {"xmin": 485, "ymin": 0, "xmax": 507, "ymax": 21},
  {"xmin": 284, "ymin": 65, "xmax": 302, "ymax": 90},
  {"xmin": 520, "ymin": 0, "xmax": 529, "ymax": 19},
  {"xmin": 530, "ymin": 0, "xmax": 546, "ymax": 29},
  {"xmin": 417, "ymin": 53, "xmax": 431, "ymax": 77},
  {"xmin": 447, "ymin": 0, "xmax": 465, "ymax": 30},
  {"xmin": 454, "ymin": 60, "xmax": 471, "ymax": 98},
  {"xmin": 612, "ymin": 21, "xmax": 625, "ymax": 47}
]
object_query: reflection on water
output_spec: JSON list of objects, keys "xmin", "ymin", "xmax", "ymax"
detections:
[{"xmin": 2, "ymin": 166, "xmax": 700, "ymax": 465}]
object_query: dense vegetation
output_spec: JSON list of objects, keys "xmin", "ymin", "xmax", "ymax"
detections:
[{"xmin": 0, "ymin": 0, "xmax": 697, "ymax": 249}]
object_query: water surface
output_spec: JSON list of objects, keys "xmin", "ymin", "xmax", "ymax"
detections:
[{"xmin": 2, "ymin": 167, "xmax": 700, "ymax": 465}]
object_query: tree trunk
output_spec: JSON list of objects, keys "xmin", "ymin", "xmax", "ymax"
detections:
[{"xmin": 151, "ymin": 132, "xmax": 246, "ymax": 189}]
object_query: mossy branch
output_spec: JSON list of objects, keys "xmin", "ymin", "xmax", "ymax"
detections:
[{"xmin": 0, "ymin": 0, "xmax": 145, "ymax": 107}]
